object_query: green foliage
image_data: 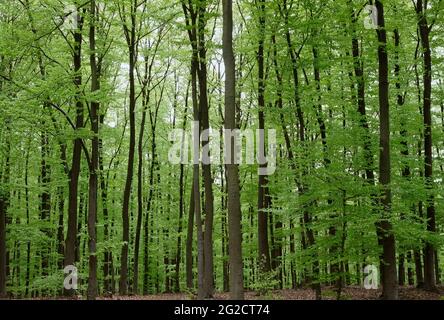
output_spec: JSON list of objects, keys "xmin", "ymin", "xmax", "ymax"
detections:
[
  {"xmin": 250, "ymin": 267, "xmax": 281, "ymax": 297},
  {"xmin": 0, "ymin": 0, "xmax": 443, "ymax": 299}
]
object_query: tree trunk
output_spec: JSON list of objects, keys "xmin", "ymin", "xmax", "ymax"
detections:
[
  {"xmin": 65, "ymin": 8, "xmax": 84, "ymax": 296},
  {"xmin": 133, "ymin": 57, "xmax": 150, "ymax": 295},
  {"xmin": 133, "ymin": 112, "xmax": 146, "ymax": 294},
  {"xmin": 186, "ymin": 182, "xmax": 195, "ymax": 290},
  {"xmin": 221, "ymin": 168, "xmax": 229, "ymax": 292},
  {"xmin": 87, "ymin": 0, "xmax": 99, "ymax": 299},
  {"xmin": 257, "ymin": 0, "xmax": 271, "ymax": 273},
  {"xmin": 181, "ymin": 0, "xmax": 212, "ymax": 298},
  {"xmin": 0, "ymin": 195, "xmax": 6, "ymax": 298},
  {"xmin": 394, "ymin": 27, "xmax": 409, "ymax": 288},
  {"xmin": 24, "ymin": 146, "xmax": 31, "ymax": 297},
  {"xmin": 414, "ymin": 249, "xmax": 424, "ymax": 287},
  {"xmin": 175, "ymin": 80, "xmax": 189, "ymax": 293},
  {"xmin": 416, "ymin": 0, "xmax": 437, "ymax": 292},
  {"xmin": 56, "ymin": 186, "xmax": 65, "ymax": 271},
  {"xmin": 350, "ymin": 1, "xmax": 384, "ymax": 291},
  {"xmin": 143, "ymin": 130, "xmax": 157, "ymax": 294},
  {"xmin": 192, "ymin": 71, "xmax": 204, "ymax": 300},
  {"xmin": 196, "ymin": 3, "xmax": 215, "ymax": 298},
  {"xmin": 119, "ymin": 2, "xmax": 137, "ymax": 295},
  {"xmin": 39, "ymin": 127, "xmax": 51, "ymax": 280},
  {"xmin": 0, "ymin": 73, "xmax": 5, "ymax": 299},
  {"xmin": 99, "ymin": 123, "xmax": 111, "ymax": 294},
  {"xmin": 185, "ymin": 66, "xmax": 196, "ymax": 291},
  {"xmin": 375, "ymin": 0, "xmax": 398, "ymax": 300},
  {"xmin": 223, "ymin": 0, "xmax": 244, "ymax": 300},
  {"xmin": 407, "ymin": 251, "xmax": 415, "ymax": 285}
]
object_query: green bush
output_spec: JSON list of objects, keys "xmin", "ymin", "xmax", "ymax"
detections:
[{"xmin": 250, "ymin": 267, "xmax": 280, "ymax": 297}]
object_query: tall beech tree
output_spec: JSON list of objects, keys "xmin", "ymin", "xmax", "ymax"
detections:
[
  {"xmin": 256, "ymin": 0, "xmax": 271, "ymax": 273},
  {"xmin": 118, "ymin": 0, "xmax": 141, "ymax": 295},
  {"xmin": 223, "ymin": 0, "xmax": 244, "ymax": 300},
  {"xmin": 86, "ymin": 0, "xmax": 99, "ymax": 300},
  {"xmin": 415, "ymin": 0, "xmax": 438, "ymax": 292},
  {"xmin": 375, "ymin": 0, "xmax": 398, "ymax": 300},
  {"xmin": 64, "ymin": 5, "xmax": 85, "ymax": 297}
]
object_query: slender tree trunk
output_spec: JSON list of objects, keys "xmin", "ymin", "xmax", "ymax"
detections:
[
  {"xmin": 223, "ymin": 0, "xmax": 244, "ymax": 300},
  {"xmin": 0, "ymin": 194, "xmax": 6, "ymax": 298},
  {"xmin": 65, "ymin": 9, "xmax": 84, "ymax": 296},
  {"xmin": 257, "ymin": 0, "xmax": 271, "ymax": 273},
  {"xmin": 175, "ymin": 80, "xmax": 189, "ymax": 293},
  {"xmin": 110, "ymin": 165, "xmax": 118, "ymax": 293},
  {"xmin": 349, "ymin": 1, "xmax": 384, "ymax": 288},
  {"xmin": 192, "ymin": 71, "xmax": 204, "ymax": 300},
  {"xmin": 56, "ymin": 185, "xmax": 65, "ymax": 271},
  {"xmin": 142, "ymin": 175, "xmax": 152, "ymax": 294},
  {"xmin": 163, "ymin": 188, "xmax": 171, "ymax": 293},
  {"xmin": 349, "ymin": 3, "xmax": 376, "ymax": 183},
  {"xmin": 87, "ymin": 0, "xmax": 99, "ymax": 299},
  {"xmin": 143, "ymin": 131, "xmax": 157, "ymax": 294},
  {"xmin": 181, "ymin": 1, "xmax": 208, "ymax": 298},
  {"xmin": 39, "ymin": 127, "xmax": 51, "ymax": 280},
  {"xmin": 185, "ymin": 67, "xmax": 196, "ymax": 291},
  {"xmin": 407, "ymin": 251, "xmax": 415, "ymax": 285},
  {"xmin": 133, "ymin": 115, "xmax": 146, "ymax": 294},
  {"xmin": 4, "ymin": 135, "xmax": 12, "ymax": 296},
  {"xmin": 24, "ymin": 146, "xmax": 31, "ymax": 297},
  {"xmin": 416, "ymin": 0, "xmax": 437, "ymax": 291},
  {"xmin": 119, "ymin": 2, "xmax": 137, "ymax": 295},
  {"xmin": 99, "ymin": 124, "xmax": 111, "ymax": 294},
  {"xmin": 375, "ymin": 0, "xmax": 398, "ymax": 300},
  {"xmin": 221, "ymin": 170, "xmax": 229, "ymax": 292},
  {"xmin": 133, "ymin": 57, "xmax": 150, "ymax": 295},
  {"xmin": 413, "ymin": 35, "xmax": 427, "ymax": 288},
  {"xmin": 196, "ymin": 3, "xmax": 215, "ymax": 298},
  {"xmin": 269, "ymin": 203, "xmax": 282, "ymax": 287},
  {"xmin": 218, "ymin": 65, "xmax": 230, "ymax": 294},
  {"xmin": 0, "ymin": 75, "xmax": 6, "ymax": 300},
  {"xmin": 394, "ymin": 28, "xmax": 410, "ymax": 288},
  {"xmin": 174, "ymin": 162, "xmax": 184, "ymax": 293},
  {"xmin": 186, "ymin": 182, "xmax": 195, "ymax": 290},
  {"xmin": 414, "ymin": 248, "xmax": 424, "ymax": 287}
]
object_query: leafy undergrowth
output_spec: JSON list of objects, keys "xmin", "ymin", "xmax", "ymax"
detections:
[
  {"xmin": 92, "ymin": 286, "xmax": 442, "ymax": 300},
  {"xmin": 21, "ymin": 286, "xmax": 443, "ymax": 300}
]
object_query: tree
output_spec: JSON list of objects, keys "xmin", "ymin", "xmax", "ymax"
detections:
[
  {"xmin": 86, "ymin": 0, "xmax": 99, "ymax": 300},
  {"xmin": 0, "ymin": 189, "xmax": 6, "ymax": 298},
  {"xmin": 415, "ymin": 0, "xmax": 438, "ymax": 292},
  {"xmin": 64, "ymin": 5, "xmax": 85, "ymax": 297},
  {"xmin": 181, "ymin": 0, "xmax": 215, "ymax": 298},
  {"xmin": 223, "ymin": 0, "xmax": 244, "ymax": 300},
  {"xmin": 118, "ymin": 0, "xmax": 140, "ymax": 295},
  {"xmin": 256, "ymin": 0, "xmax": 271, "ymax": 273},
  {"xmin": 375, "ymin": 0, "xmax": 398, "ymax": 300}
]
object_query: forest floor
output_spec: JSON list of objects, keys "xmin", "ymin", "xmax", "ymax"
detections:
[{"xmin": 94, "ymin": 286, "xmax": 444, "ymax": 300}]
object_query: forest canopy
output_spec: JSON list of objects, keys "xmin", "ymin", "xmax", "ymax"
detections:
[{"xmin": 0, "ymin": 0, "xmax": 443, "ymax": 300}]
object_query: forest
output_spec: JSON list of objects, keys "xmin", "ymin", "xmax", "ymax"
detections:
[{"xmin": 0, "ymin": 0, "xmax": 443, "ymax": 301}]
